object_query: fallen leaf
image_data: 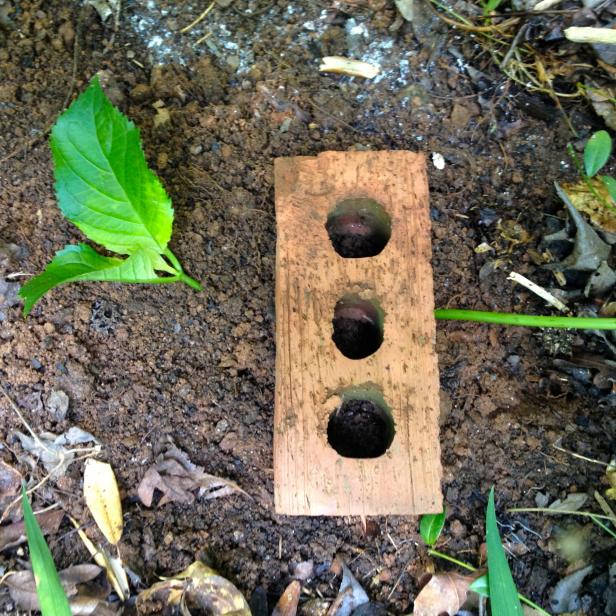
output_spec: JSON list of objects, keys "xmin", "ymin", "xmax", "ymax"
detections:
[
  {"xmin": 0, "ymin": 461, "xmax": 21, "ymax": 500},
  {"xmin": 549, "ymin": 565, "xmax": 593, "ymax": 613},
  {"xmin": 562, "ymin": 179, "xmax": 616, "ymax": 233},
  {"xmin": 71, "ymin": 516, "xmax": 129, "ymax": 601},
  {"xmin": 137, "ymin": 441, "xmax": 247, "ymax": 507},
  {"xmin": 137, "ymin": 561, "xmax": 250, "ymax": 615},
  {"xmin": 272, "ymin": 580, "xmax": 301, "ymax": 616},
  {"xmin": 15, "ymin": 428, "xmax": 99, "ymax": 479},
  {"xmin": 0, "ymin": 508, "xmax": 64, "ymax": 551},
  {"xmin": 327, "ymin": 560, "xmax": 369, "ymax": 616},
  {"xmin": 0, "ymin": 461, "xmax": 22, "ymax": 515},
  {"xmin": 84, "ymin": 0, "xmax": 119, "ymax": 22},
  {"xmin": 413, "ymin": 572, "xmax": 477, "ymax": 616},
  {"xmin": 6, "ymin": 563, "xmax": 101, "ymax": 611},
  {"xmin": 395, "ymin": 0, "xmax": 414, "ymax": 21},
  {"xmin": 548, "ymin": 493, "xmax": 588, "ymax": 512},
  {"xmin": 83, "ymin": 459, "xmax": 123, "ymax": 545},
  {"xmin": 553, "ymin": 182, "xmax": 612, "ymax": 271},
  {"xmin": 584, "ymin": 81, "xmax": 616, "ymax": 131}
]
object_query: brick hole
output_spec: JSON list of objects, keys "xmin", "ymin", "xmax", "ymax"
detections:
[
  {"xmin": 327, "ymin": 393, "xmax": 394, "ymax": 458},
  {"xmin": 332, "ymin": 295, "xmax": 383, "ymax": 359},
  {"xmin": 325, "ymin": 198, "xmax": 391, "ymax": 258}
]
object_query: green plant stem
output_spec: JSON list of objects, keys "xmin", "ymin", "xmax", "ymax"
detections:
[
  {"xmin": 427, "ymin": 548, "xmax": 476, "ymax": 572},
  {"xmin": 427, "ymin": 549, "xmax": 551, "ymax": 615},
  {"xmin": 591, "ymin": 517, "xmax": 616, "ymax": 540},
  {"xmin": 434, "ymin": 309, "xmax": 616, "ymax": 330},
  {"xmin": 163, "ymin": 248, "xmax": 202, "ymax": 291},
  {"xmin": 567, "ymin": 143, "xmax": 616, "ymax": 213},
  {"xmin": 509, "ymin": 507, "xmax": 612, "ymax": 520}
]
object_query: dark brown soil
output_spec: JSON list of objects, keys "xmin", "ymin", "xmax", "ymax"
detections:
[
  {"xmin": 0, "ymin": 0, "xmax": 615, "ymax": 614},
  {"xmin": 327, "ymin": 399, "xmax": 394, "ymax": 459},
  {"xmin": 332, "ymin": 299, "xmax": 383, "ymax": 360}
]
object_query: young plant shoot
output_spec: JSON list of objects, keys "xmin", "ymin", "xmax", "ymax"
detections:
[
  {"xmin": 21, "ymin": 485, "xmax": 72, "ymax": 616},
  {"xmin": 19, "ymin": 77, "xmax": 201, "ymax": 316}
]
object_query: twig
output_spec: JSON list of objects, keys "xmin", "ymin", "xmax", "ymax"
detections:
[
  {"xmin": 195, "ymin": 31, "xmax": 212, "ymax": 45},
  {"xmin": 180, "ymin": 0, "xmax": 216, "ymax": 33},
  {"xmin": 552, "ymin": 438, "xmax": 608, "ymax": 467},
  {"xmin": 507, "ymin": 271, "xmax": 569, "ymax": 313},
  {"xmin": 501, "ymin": 23, "xmax": 528, "ymax": 70}
]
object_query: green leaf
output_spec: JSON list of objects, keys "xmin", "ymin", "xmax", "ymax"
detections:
[
  {"xmin": 584, "ymin": 130, "xmax": 612, "ymax": 177},
  {"xmin": 51, "ymin": 77, "xmax": 173, "ymax": 255},
  {"xmin": 469, "ymin": 573, "xmax": 489, "ymax": 597},
  {"xmin": 486, "ymin": 488, "xmax": 524, "ymax": 616},
  {"xmin": 19, "ymin": 77, "xmax": 202, "ymax": 315},
  {"xmin": 419, "ymin": 508, "xmax": 446, "ymax": 546},
  {"xmin": 482, "ymin": 0, "xmax": 502, "ymax": 15},
  {"xmin": 21, "ymin": 485, "xmax": 72, "ymax": 616},
  {"xmin": 19, "ymin": 243, "xmax": 176, "ymax": 316},
  {"xmin": 601, "ymin": 175, "xmax": 616, "ymax": 202}
]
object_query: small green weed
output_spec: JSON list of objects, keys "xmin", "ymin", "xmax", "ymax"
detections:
[
  {"xmin": 19, "ymin": 77, "xmax": 201, "ymax": 316},
  {"xmin": 420, "ymin": 488, "xmax": 546, "ymax": 614},
  {"xmin": 567, "ymin": 129, "xmax": 616, "ymax": 213},
  {"xmin": 21, "ymin": 485, "xmax": 71, "ymax": 616}
]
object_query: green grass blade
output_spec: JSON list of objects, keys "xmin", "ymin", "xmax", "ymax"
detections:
[
  {"xmin": 486, "ymin": 487, "xmax": 524, "ymax": 616},
  {"xmin": 419, "ymin": 508, "xmax": 446, "ymax": 546},
  {"xmin": 21, "ymin": 485, "xmax": 72, "ymax": 616}
]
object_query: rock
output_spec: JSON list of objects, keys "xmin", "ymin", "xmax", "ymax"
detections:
[
  {"xmin": 293, "ymin": 560, "xmax": 314, "ymax": 581},
  {"xmin": 46, "ymin": 390, "xmax": 69, "ymax": 422},
  {"xmin": 58, "ymin": 21, "xmax": 75, "ymax": 48}
]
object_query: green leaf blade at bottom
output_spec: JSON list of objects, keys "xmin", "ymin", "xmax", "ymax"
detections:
[
  {"xmin": 486, "ymin": 487, "xmax": 524, "ymax": 616},
  {"xmin": 21, "ymin": 486, "xmax": 72, "ymax": 616},
  {"xmin": 18, "ymin": 243, "xmax": 178, "ymax": 316}
]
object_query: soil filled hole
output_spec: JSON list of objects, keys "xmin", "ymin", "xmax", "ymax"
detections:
[
  {"xmin": 332, "ymin": 297, "xmax": 383, "ymax": 359},
  {"xmin": 326, "ymin": 198, "xmax": 391, "ymax": 258},
  {"xmin": 327, "ymin": 398, "xmax": 394, "ymax": 458}
]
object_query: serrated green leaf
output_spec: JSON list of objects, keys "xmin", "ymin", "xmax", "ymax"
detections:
[
  {"xmin": 469, "ymin": 573, "xmax": 489, "ymax": 597},
  {"xmin": 419, "ymin": 508, "xmax": 446, "ymax": 546},
  {"xmin": 584, "ymin": 130, "xmax": 612, "ymax": 177},
  {"xmin": 51, "ymin": 77, "xmax": 173, "ymax": 255},
  {"xmin": 19, "ymin": 243, "xmax": 176, "ymax": 316},
  {"xmin": 486, "ymin": 487, "xmax": 524, "ymax": 616},
  {"xmin": 21, "ymin": 485, "xmax": 72, "ymax": 616},
  {"xmin": 601, "ymin": 175, "xmax": 616, "ymax": 203}
]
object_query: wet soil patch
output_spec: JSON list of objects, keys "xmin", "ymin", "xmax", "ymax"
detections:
[{"xmin": 327, "ymin": 398, "xmax": 394, "ymax": 458}]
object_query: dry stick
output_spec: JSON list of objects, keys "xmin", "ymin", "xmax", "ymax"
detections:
[
  {"xmin": 507, "ymin": 271, "xmax": 569, "ymax": 313},
  {"xmin": 500, "ymin": 22, "xmax": 528, "ymax": 70},
  {"xmin": 180, "ymin": 0, "xmax": 216, "ymax": 33},
  {"xmin": 552, "ymin": 438, "xmax": 609, "ymax": 467}
]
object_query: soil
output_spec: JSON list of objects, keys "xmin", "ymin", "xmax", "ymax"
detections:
[
  {"xmin": 327, "ymin": 399, "xmax": 394, "ymax": 459},
  {"xmin": 0, "ymin": 0, "xmax": 615, "ymax": 614},
  {"xmin": 332, "ymin": 299, "xmax": 383, "ymax": 359}
]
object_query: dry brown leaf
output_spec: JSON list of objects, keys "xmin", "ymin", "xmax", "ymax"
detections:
[
  {"xmin": 137, "ymin": 442, "xmax": 247, "ymax": 507},
  {"xmin": 6, "ymin": 564, "xmax": 101, "ymax": 611},
  {"xmin": 83, "ymin": 459, "xmax": 123, "ymax": 545},
  {"xmin": 272, "ymin": 580, "xmax": 301, "ymax": 616},
  {"xmin": 0, "ymin": 508, "xmax": 64, "ymax": 551},
  {"xmin": 584, "ymin": 82, "xmax": 616, "ymax": 131},
  {"xmin": 0, "ymin": 460, "xmax": 21, "ymax": 500},
  {"xmin": 413, "ymin": 572, "xmax": 477, "ymax": 616},
  {"xmin": 562, "ymin": 180, "xmax": 616, "ymax": 233},
  {"xmin": 137, "ymin": 561, "xmax": 250, "ymax": 615}
]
